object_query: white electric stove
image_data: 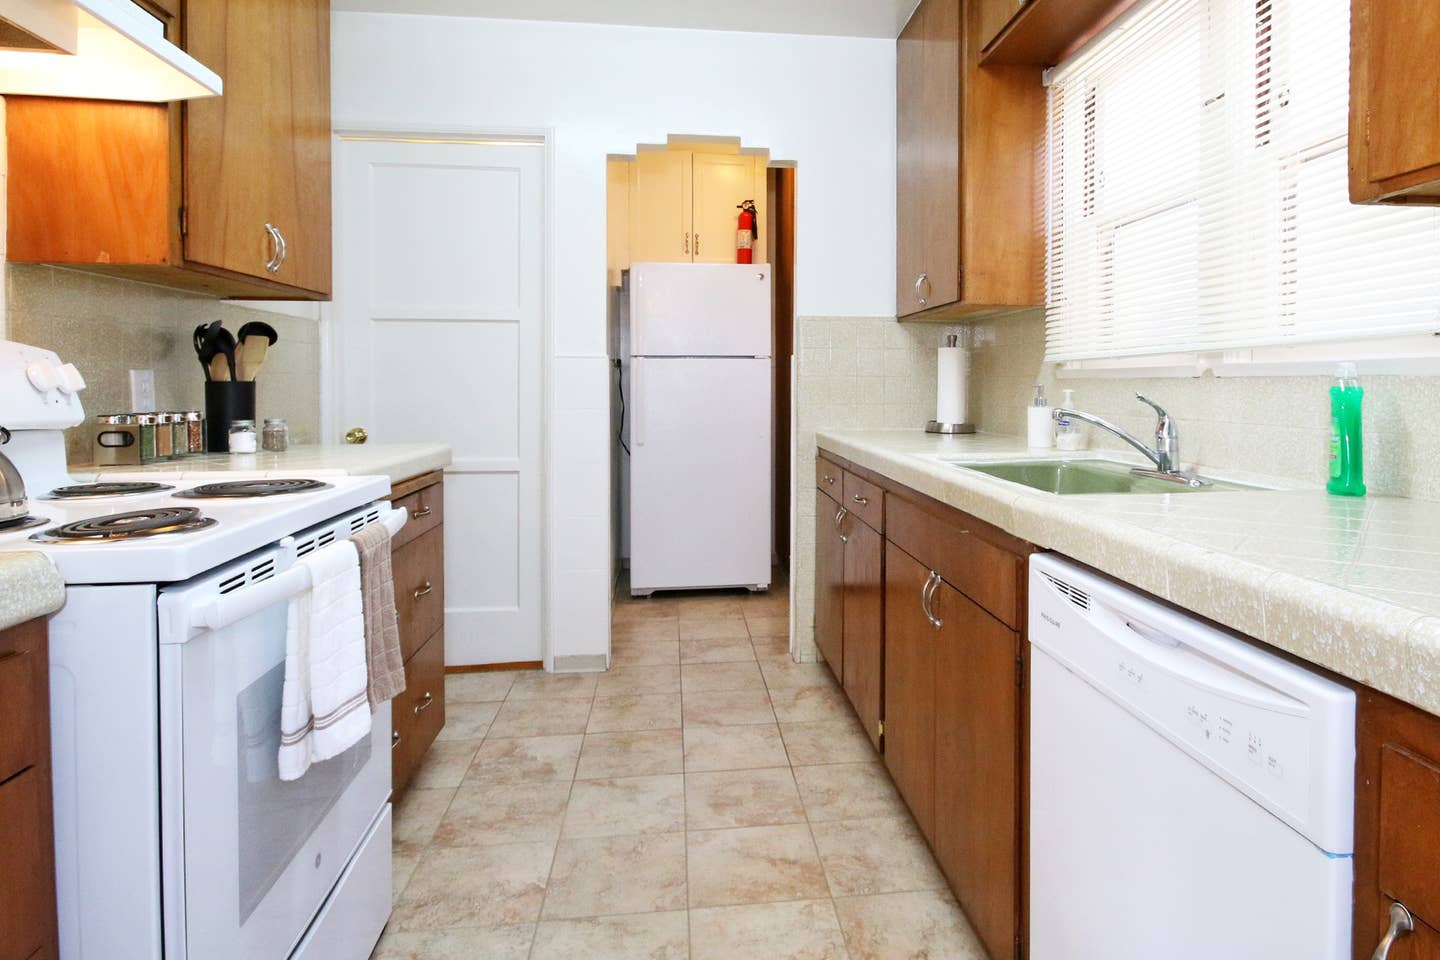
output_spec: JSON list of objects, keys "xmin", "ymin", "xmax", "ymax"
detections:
[{"xmin": 0, "ymin": 340, "xmax": 398, "ymax": 960}]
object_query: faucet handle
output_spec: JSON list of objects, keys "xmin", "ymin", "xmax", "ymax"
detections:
[{"xmin": 1135, "ymin": 393, "xmax": 1169, "ymax": 420}]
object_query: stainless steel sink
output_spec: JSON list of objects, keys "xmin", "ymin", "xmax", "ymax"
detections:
[{"xmin": 948, "ymin": 459, "xmax": 1256, "ymax": 495}]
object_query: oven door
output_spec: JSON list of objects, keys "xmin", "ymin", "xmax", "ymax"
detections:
[{"xmin": 158, "ymin": 556, "xmax": 391, "ymax": 960}]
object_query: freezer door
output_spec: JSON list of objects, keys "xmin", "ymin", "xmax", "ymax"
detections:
[
  {"xmin": 631, "ymin": 262, "xmax": 772, "ymax": 357},
  {"xmin": 629, "ymin": 357, "xmax": 772, "ymax": 592}
]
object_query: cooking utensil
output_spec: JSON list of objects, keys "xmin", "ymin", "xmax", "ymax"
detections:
[
  {"xmin": 194, "ymin": 320, "xmax": 222, "ymax": 381},
  {"xmin": 214, "ymin": 327, "xmax": 237, "ymax": 381},
  {"xmin": 236, "ymin": 321, "xmax": 278, "ymax": 382},
  {"xmin": 0, "ymin": 427, "xmax": 30, "ymax": 523}
]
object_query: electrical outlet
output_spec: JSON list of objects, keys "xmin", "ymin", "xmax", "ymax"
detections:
[{"xmin": 129, "ymin": 369, "xmax": 157, "ymax": 412}]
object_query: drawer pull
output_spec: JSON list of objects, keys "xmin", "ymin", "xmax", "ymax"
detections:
[
  {"xmin": 411, "ymin": 505, "xmax": 432, "ymax": 519},
  {"xmin": 414, "ymin": 580, "xmax": 433, "ymax": 599},
  {"xmin": 413, "ymin": 692, "xmax": 435, "ymax": 715},
  {"xmin": 834, "ymin": 506, "xmax": 849, "ymax": 544},
  {"xmin": 1372, "ymin": 902, "xmax": 1414, "ymax": 960},
  {"xmin": 823, "ymin": 473, "xmax": 836, "ymax": 485},
  {"xmin": 391, "ymin": 729, "xmax": 401, "ymax": 750},
  {"xmin": 851, "ymin": 494, "xmax": 869, "ymax": 506},
  {"xmin": 922, "ymin": 571, "xmax": 943, "ymax": 630}
]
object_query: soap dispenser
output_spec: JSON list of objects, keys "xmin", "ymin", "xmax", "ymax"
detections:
[
  {"xmin": 1026, "ymin": 384, "xmax": 1053, "ymax": 448},
  {"xmin": 1055, "ymin": 389, "xmax": 1086, "ymax": 451}
]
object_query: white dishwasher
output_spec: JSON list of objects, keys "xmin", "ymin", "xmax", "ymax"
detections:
[{"xmin": 1028, "ymin": 554, "xmax": 1355, "ymax": 959}]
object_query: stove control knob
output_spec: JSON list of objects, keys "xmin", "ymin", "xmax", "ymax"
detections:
[
  {"xmin": 57, "ymin": 363, "xmax": 87, "ymax": 395},
  {"xmin": 26, "ymin": 360, "xmax": 59, "ymax": 393}
]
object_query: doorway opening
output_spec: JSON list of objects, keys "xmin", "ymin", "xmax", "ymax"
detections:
[{"xmin": 605, "ymin": 135, "xmax": 797, "ymax": 659}]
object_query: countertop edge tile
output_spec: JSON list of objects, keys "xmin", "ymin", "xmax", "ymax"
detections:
[
  {"xmin": 0, "ymin": 551, "xmax": 65, "ymax": 632},
  {"xmin": 78, "ymin": 443, "xmax": 453, "ymax": 487},
  {"xmin": 817, "ymin": 428, "xmax": 1440, "ymax": 717}
]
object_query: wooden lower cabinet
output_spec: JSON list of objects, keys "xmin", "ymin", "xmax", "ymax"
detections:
[
  {"xmin": 1355, "ymin": 686, "xmax": 1440, "ymax": 959},
  {"xmin": 842, "ymin": 517, "xmax": 884, "ymax": 750},
  {"xmin": 815, "ymin": 487, "xmax": 845, "ymax": 680},
  {"xmin": 883, "ymin": 543, "xmax": 938, "ymax": 842},
  {"xmin": 387, "ymin": 471, "xmax": 447, "ymax": 797},
  {"xmin": 0, "ymin": 618, "xmax": 58, "ymax": 960}
]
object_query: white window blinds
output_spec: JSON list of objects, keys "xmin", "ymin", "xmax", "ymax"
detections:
[{"xmin": 1044, "ymin": 0, "xmax": 1440, "ymax": 363}]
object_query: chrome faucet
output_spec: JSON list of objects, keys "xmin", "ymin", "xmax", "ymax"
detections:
[{"xmin": 1053, "ymin": 393, "xmax": 1209, "ymax": 487}]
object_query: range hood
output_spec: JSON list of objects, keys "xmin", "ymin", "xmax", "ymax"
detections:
[{"xmin": 0, "ymin": 0, "xmax": 221, "ymax": 101}]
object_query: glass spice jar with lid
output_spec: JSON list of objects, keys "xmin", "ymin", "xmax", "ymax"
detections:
[
  {"xmin": 185, "ymin": 411, "xmax": 205, "ymax": 454},
  {"xmin": 169, "ymin": 413, "xmax": 189, "ymax": 459},
  {"xmin": 136, "ymin": 413, "xmax": 159, "ymax": 462},
  {"xmin": 154, "ymin": 413, "xmax": 174, "ymax": 458},
  {"xmin": 228, "ymin": 419, "xmax": 258, "ymax": 454},
  {"xmin": 262, "ymin": 418, "xmax": 289, "ymax": 453}
]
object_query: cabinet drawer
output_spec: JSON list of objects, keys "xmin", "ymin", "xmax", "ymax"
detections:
[
  {"xmin": 816, "ymin": 456, "xmax": 843, "ymax": 503},
  {"xmin": 0, "ymin": 622, "xmax": 45, "ymax": 782},
  {"xmin": 0, "ymin": 765, "xmax": 57, "ymax": 959},
  {"xmin": 389, "ymin": 481, "xmax": 443, "ymax": 550},
  {"xmin": 885, "ymin": 496, "xmax": 1023, "ymax": 629},
  {"xmin": 393, "ymin": 527, "xmax": 445, "ymax": 662},
  {"xmin": 403, "ymin": 631, "xmax": 446, "ymax": 773},
  {"xmin": 1379, "ymin": 744, "xmax": 1440, "ymax": 927},
  {"xmin": 842, "ymin": 472, "xmax": 884, "ymax": 532}
]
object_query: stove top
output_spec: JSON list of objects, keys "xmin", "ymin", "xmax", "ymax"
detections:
[
  {"xmin": 174, "ymin": 478, "xmax": 332, "ymax": 499},
  {"xmin": 31, "ymin": 507, "xmax": 217, "ymax": 543},
  {"xmin": 45, "ymin": 481, "xmax": 176, "ymax": 500},
  {"xmin": 0, "ymin": 514, "xmax": 50, "ymax": 533}
]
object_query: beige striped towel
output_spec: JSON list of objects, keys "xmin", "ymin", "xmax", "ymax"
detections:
[{"xmin": 353, "ymin": 521, "xmax": 406, "ymax": 709}]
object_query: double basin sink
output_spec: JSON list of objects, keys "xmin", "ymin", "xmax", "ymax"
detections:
[{"xmin": 948, "ymin": 458, "xmax": 1257, "ymax": 495}]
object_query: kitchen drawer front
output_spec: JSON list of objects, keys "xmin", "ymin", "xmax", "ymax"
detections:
[
  {"xmin": 402, "ymin": 630, "xmax": 446, "ymax": 774},
  {"xmin": 0, "ymin": 765, "xmax": 58, "ymax": 960},
  {"xmin": 393, "ymin": 527, "xmax": 445, "ymax": 662},
  {"xmin": 0, "ymin": 620, "xmax": 45, "ymax": 783},
  {"xmin": 1378, "ymin": 744, "xmax": 1440, "ymax": 927},
  {"xmin": 389, "ymin": 479, "xmax": 443, "ymax": 550},
  {"xmin": 816, "ymin": 456, "xmax": 843, "ymax": 503},
  {"xmin": 842, "ymin": 471, "xmax": 885, "ymax": 532},
  {"xmin": 885, "ymin": 496, "xmax": 1022, "ymax": 629}
]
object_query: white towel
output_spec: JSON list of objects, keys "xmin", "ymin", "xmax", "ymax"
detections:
[{"xmin": 277, "ymin": 540, "xmax": 372, "ymax": 782}]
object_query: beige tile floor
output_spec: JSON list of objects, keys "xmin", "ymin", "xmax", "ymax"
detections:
[{"xmin": 373, "ymin": 573, "xmax": 987, "ymax": 959}]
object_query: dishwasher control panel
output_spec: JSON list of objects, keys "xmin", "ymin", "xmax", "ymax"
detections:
[{"xmin": 1029, "ymin": 555, "xmax": 1356, "ymax": 855}]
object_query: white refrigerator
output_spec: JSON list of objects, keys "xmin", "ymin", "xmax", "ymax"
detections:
[{"xmin": 628, "ymin": 262, "xmax": 773, "ymax": 596}]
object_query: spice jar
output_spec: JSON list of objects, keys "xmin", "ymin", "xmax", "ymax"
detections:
[
  {"xmin": 153, "ymin": 413, "xmax": 174, "ymax": 459},
  {"xmin": 228, "ymin": 419, "xmax": 258, "ymax": 454},
  {"xmin": 262, "ymin": 418, "xmax": 289, "ymax": 453},
  {"xmin": 186, "ymin": 411, "xmax": 205, "ymax": 454},
  {"xmin": 169, "ymin": 413, "xmax": 189, "ymax": 459},
  {"xmin": 136, "ymin": 414, "xmax": 159, "ymax": 462}
]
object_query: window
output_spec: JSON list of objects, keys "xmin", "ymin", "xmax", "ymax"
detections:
[{"xmin": 1044, "ymin": 0, "xmax": 1440, "ymax": 371}]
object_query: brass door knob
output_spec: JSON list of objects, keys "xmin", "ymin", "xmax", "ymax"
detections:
[{"xmin": 345, "ymin": 427, "xmax": 368, "ymax": 445}]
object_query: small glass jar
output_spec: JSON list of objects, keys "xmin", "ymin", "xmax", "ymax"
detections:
[
  {"xmin": 153, "ymin": 413, "xmax": 174, "ymax": 458},
  {"xmin": 186, "ymin": 411, "xmax": 205, "ymax": 454},
  {"xmin": 136, "ymin": 413, "xmax": 158, "ymax": 462},
  {"xmin": 228, "ymin": 419, "xmax": 258, "ymax": 454},
  {"xmin": 169, "ymin": 413, "xmax": 189, "ymax": 459},
  {"xmin": 262, "ymin": 418, "xmax": 289, "ymax": 453}
]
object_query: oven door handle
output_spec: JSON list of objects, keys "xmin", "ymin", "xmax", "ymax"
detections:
[{"xmin": 178, "ymin": 506, "xmax": 408, "ymax": 636}]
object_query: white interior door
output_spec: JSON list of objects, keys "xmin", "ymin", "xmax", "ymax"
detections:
[{"xmin": 334, "ymin": 137, "xmax": 544, "ymax": 665}]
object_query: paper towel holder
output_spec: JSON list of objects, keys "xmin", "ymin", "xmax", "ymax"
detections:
[{"xmin": 927, "ymin": 333, "xmax": 976, "ymax": 434}]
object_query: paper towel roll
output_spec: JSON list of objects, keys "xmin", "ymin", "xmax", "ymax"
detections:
[{"xmin": 936, "ymin": 345, "xmax": 970, "ymax": 425}]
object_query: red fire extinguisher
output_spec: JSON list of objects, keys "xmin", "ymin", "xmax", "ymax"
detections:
[{"xmin": 736, "ymin": 200, "xmax": 758, "ymax": 264}]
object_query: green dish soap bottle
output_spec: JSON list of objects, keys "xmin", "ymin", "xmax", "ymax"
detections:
[{"xmin": 1326, "ymin": 362, "xmax": 1365, "ymax": 497}]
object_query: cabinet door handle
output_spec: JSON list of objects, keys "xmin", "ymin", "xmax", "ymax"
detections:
[
  {"xmin": 851, "ymin": 494, "xmax": 869, "ymax": 506},
  {"xmin": 391, "ymin": 729, "xmax": 401, "ymax": 750},
  {"xmin": 684, "ymin": 232, "xmax": 690, "ymax": 255},
  {"xmin": 414, "ymin": 580, "xmax": 433, "ymax": 599},
  {"xmin": 412, "ymin": 691, "xmax": 435, "ymax": 715},
  {"xmin": 914, "ymin": 273, "xmax": 930, "ymax": 307},
  {"xmin": 694, "ymin": 233, "xmax": 700, "ymax": 257},
  {"xmin": 264, "ymin": 222, "xmax": 282, "ymax": 273},
  {"xmin": 274, "ymin": 224, "xmax": 288, "ymax": 271},
  {"xmin": 411, "ymin": 505, "xmax": 432, "ymax": 519},
  {"xmin": 834, "ymin": 506, "xmax": 848, "ymax": 544},
  {"xmin": 823, "ymin": 473, "xmax": 836, "ymax": 485},
  {"xmin": 922, "ymin": 571, "xmax": 943, "ymax": 629},
  {"xmin": 1372, "ymin": 902, "xmax": 1415, "ymax": 960}
]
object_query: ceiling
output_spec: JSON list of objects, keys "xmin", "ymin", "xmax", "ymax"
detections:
[{"xmin": 329, "ymin": 0, "xmax": 922, "ymax": 39}]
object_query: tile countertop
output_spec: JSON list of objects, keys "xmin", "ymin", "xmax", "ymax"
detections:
[
  {"xmin": 73, "ymin": 443, "xmax": 452, "ymax": 487},
  {"xmin": 0, "ymin": 551, "xmax": 65, "ymax": 632},
  {"xmin": 818, "ymin": 429, "xmax": 1440, "ymax": 717}
]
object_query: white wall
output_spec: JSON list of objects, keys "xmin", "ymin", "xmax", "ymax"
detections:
[{"xmin": 332, "ymin": 13, "xmax": 897, "ymax": 662}]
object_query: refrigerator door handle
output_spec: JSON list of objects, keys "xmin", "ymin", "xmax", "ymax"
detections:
[{"xmin": 633, "ymin": 357, "xmax": 646, "ymax": 447}]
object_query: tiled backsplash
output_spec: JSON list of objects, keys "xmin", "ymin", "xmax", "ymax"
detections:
[
  {"xmin": 970, "ymin": 310, "xmax": 1440, "ymax": 501},
  {"xmin": 7, "ymin": 265, "xmax": 322, "ymax": 464},
  {"xmin": 791, "ymin": 316, "xmax": 965, "ymax": 661}
]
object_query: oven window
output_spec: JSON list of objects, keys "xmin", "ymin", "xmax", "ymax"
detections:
[{"xmin": 235, "ymin": 662, "xmax": 370, "ymax": 923}]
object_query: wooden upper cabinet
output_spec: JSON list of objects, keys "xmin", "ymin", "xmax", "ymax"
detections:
[
  {"xmin": 631, "ymin": 149, "xmax": 694, "ymax": 263},
  {"xmin": 1350, "ymin": 0, "xmax": 1440, "ymax": 204},
  {"xmin": 184, "ymin": 0, "xmax": 332, "ymax": 293},
  {"xmin": 975, "ymin": 0, "xmax": 1023, "ymax": 58},
  {"xmin": 629, "ymin": 146, "xmax": 768, "ymax": 265},
  {"xmin": 896, "ymin": 0, "xmax": 1045, "ymax": 320},
  {"xmin": 5, "ymin": 0, "xmax": 333, "ymax": 299},
  {"xmin": 691, "ymin": 152, "xmax": 759, "ymax": 263}
]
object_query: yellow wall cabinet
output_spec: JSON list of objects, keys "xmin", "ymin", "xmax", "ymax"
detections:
[{"xmin": 629, "ymin": 148, "xmax": 768, "ymax": 265}]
